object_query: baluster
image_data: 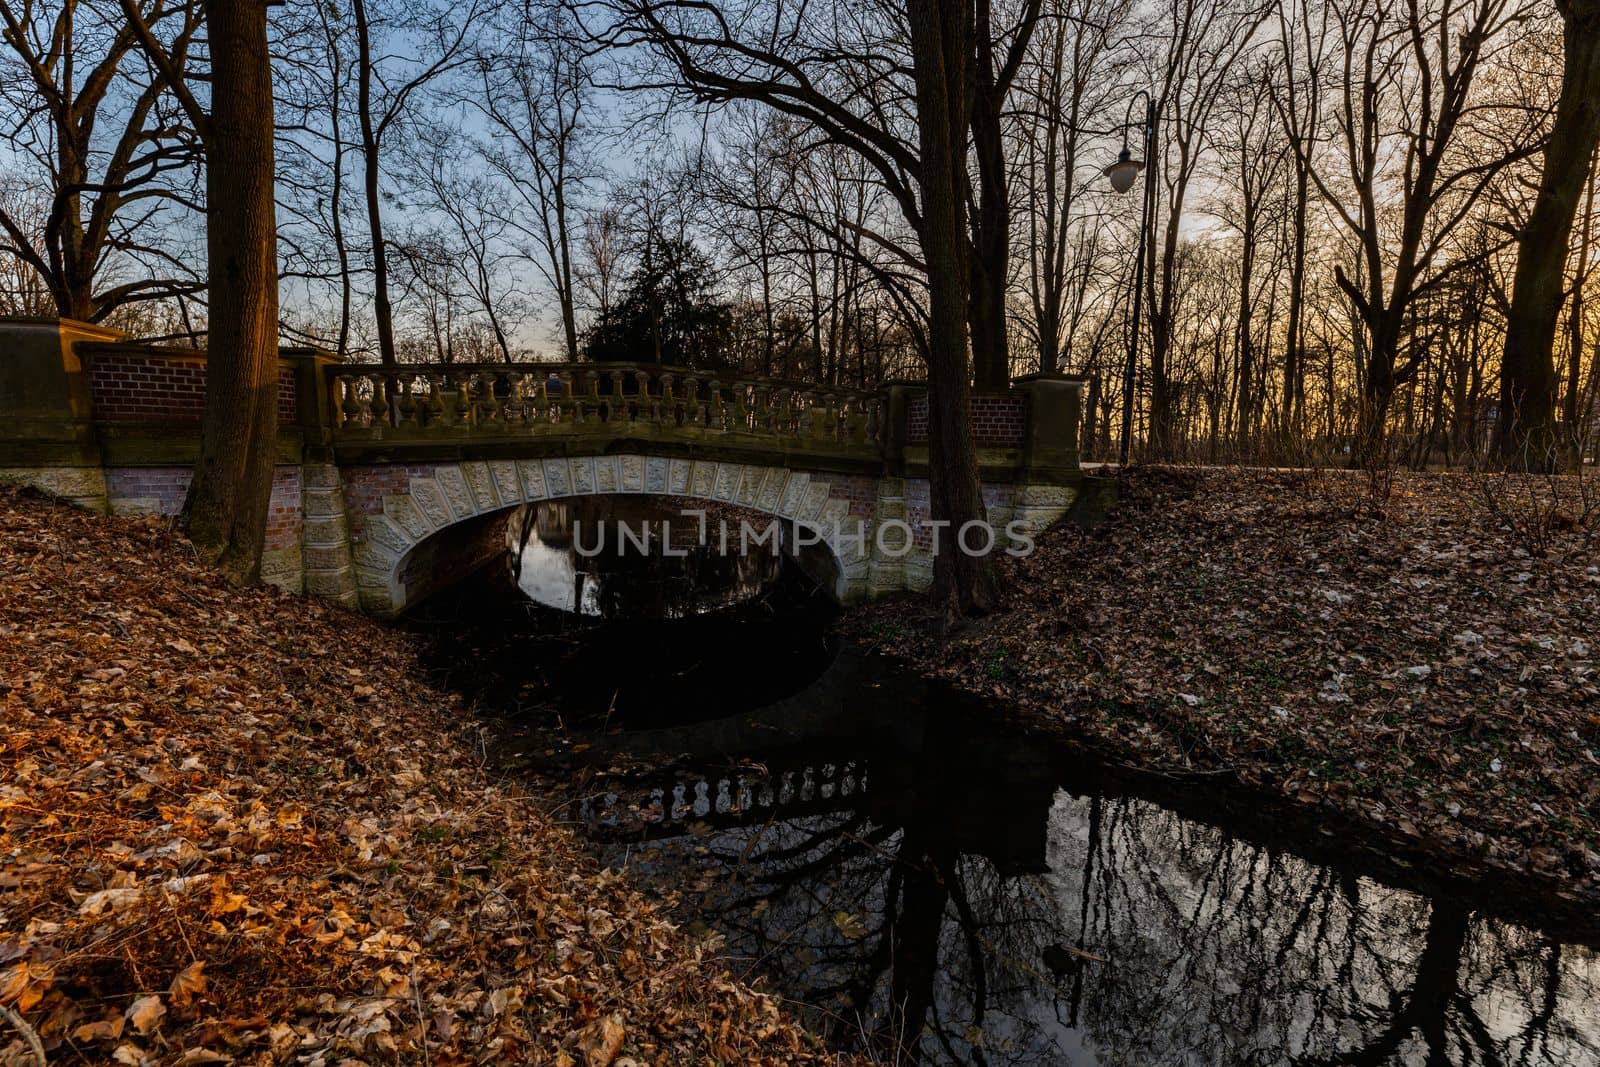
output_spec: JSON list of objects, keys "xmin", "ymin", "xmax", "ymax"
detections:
[
  {"xmin": 503, "ymin": 372, "xmax": 525, "ymax": 427},
  {"xmin": 366, "ymin": 374, "xmax": 388, "ymax": 428},
  {"xmin": 427, "ymin": 376, "xmax": 447, "ymax": 430},
  {"xmin": 583, "ymin": 368, "xmax": 602, "ymax": 423},
  {"xmin": 635, "ymin": 369, "xmax": 659, "ymax": 426},
  {"xmin": 611, "ymin": 367, "xmax": 628, "ymax": 423},
  {"xmin": 472, "ymin": 371, "xmax": 492, "ymax": 426},
  {"xmin": 496, "ymin": 371, "xmax": 516, "ymax": 427},
  {"xmin": 753, "ymin": 384, "xmax": 771, "ymax": 435},
  {"xmin": 843, "ymin": 395, "xmax": 867, "ymax": 443},
  {"xmin": 338, "ymin": 375, "xmax": 362, "ymax": 429},
  {"xmin": 558, "ymin": 371, "xmax": 576, "ymax": 424},
  {"xmin": 767, "ymin": 387, "xmax": 788, "ymax": 436},
  {"xmin": 732, "ymin": 383, "xmax": 750, "ymax": 433},
  {"xmin": 395, "ymin": 374, "xmax": 418, "ymax": 429},
  {"xmin": 453, "ymin": 376, "xmax": 473, "ymax": 427},
  {"xmin": 660, "ymin": 373, "xmax": 676, "ymax": 427},
  {"xmin": 683, "ymin": 377, "xmax": 701, "ymax": 427},
  {"xmin": 531, "ymin": 374, "xmax": 550, "ymax": 426},
  {"xmin": 803, "ymin": 389, "xmax": 825, "ymax": 438},
  {"xmin": 706, "ymin": 379, "xmax": 724, "ymax": 430}
]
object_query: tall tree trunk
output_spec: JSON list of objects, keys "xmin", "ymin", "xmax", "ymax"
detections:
[
  {"xmin": 966, "ymin": 0, "xmax": 1036, "ymax": 391},
  {"xmin": 1497, "ymin": 0, "xmax": 1600, "ymax": 470},
  {"xmin": 907, "ymin": 0, "xmax": 996, "ymax": 618},
  {"xmin": 969, "ymin": 67, "xmax": 1011, "ymax": 391},
  {"xmin": 1283, "ymin": 163, "xmax": 1309, "ymax": 438},
  {"xmin": 353, "ymin": 0, "xmax": 397, "ymax": 367},
  {"xmin": 1561, "ymin": 160, "xmax": 1596, "ymax": 463},
  {"xmin": 553, "ymin": 162, "xmax": 581, "ymax": 361},
  {"xmin": 185, "ymin": 0, "xmax": 280, "ymax": 585}
]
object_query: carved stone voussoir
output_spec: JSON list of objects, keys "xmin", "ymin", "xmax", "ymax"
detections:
[
  {"xmin": 434, "ymin": 465, "xmax": 476, "ymax": 519},
  {"xmin": 489, "ymin": 461, "xmax": 521, "ymax": 504},
  {"xmin": 408, "ymin": 478, "xmax": 451, "ymax": 530},
  {"xmin": 461, "ymin": 461, "xmax": 499, "ymax": 511},
  {"xmin": 543, "ymin": 457, "xmax": 572, "ymax": 497}
]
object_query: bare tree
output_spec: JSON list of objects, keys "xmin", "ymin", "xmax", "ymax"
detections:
[
  {"xmin": 1313, "ymin": 0, "xmax": 1537, "ymax": 463},
  {"xmin": 470, "ymin": 6, "xmax": 593, "ymax": 360},
  {"xmin": 350, "ymin": 0, "xmax": 482, "ymax": 366},
  {"xmin": 0, "ymin": 0, "xmax": 205, "ymax": 322},
  {"xmin": 1142, "ymin": 0, "xmax": 1270, "ymax": 459},
  {"xmin": 576, "ymin": 0, "xmax": 1006, "ymax": 611},
  {"xmin": 1495, "ymin": 0, "xmax": 1600, "ymax": 468}
]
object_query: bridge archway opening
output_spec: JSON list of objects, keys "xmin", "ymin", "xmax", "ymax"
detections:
[
  {"xmin": 357, "ymin": 457, "xmax": 870, "ymax": 620},
  {"xmin": 504, "ymin": 495, "xmax": 829, "ymax": 620}
]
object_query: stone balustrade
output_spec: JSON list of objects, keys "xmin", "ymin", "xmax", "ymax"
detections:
[{"xmin": 327, "ymin": 362, "xmax": 883, "ymax": 452}]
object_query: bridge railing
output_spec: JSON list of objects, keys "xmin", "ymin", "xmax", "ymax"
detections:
[{"xmin": 324, "ymin": 361, "xmax": 883, "ymax": 450}]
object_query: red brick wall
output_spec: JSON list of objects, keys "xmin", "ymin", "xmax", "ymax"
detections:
[
  {"xmin": 104, "ymin": 465, "xmax": 302, "ymax": 549},
  {"xmin": 906, "ymin": 393, "xmax": 1026, "ymax": 446},
  {"xmin": 826, "ymin": 473, "xmax": 879, "ymax": 519},
  {"xmin": 265, "ymin": 467, "xmax": 303, "ymax": 550},
  {"xmin": 105, "ymin": 467, "xmax": 191, "ymax": 514},
  {"xmin": 86, "ymin": 352, "xmax": 297, "ymax": 423},
  {"xmin": 341, "ymin": 464, "xmax": 430, "ymax": 538}
]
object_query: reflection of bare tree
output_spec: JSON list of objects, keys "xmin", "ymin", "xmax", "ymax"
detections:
[{"xmin": 590, "ymin": 741, "xmax": 1600, "ymax": 1066}]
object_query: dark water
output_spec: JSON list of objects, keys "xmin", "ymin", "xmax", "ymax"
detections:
[{"xmin": 414, "ymin": 497, "xmax": 1600, "ymax": 1066}]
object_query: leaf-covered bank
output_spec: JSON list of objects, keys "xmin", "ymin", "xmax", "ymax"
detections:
[
  {"xmin": 847, "ymin": 468, "xmax": 1600, "ymax": 917},
  {"xmin": 0, "ymin": 487, "xmax": 843, "ymax": 1066}
]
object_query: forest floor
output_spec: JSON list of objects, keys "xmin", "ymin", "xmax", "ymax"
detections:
[
  {"xmin": 0, "ymin": 487, "xmax": 846, "ymax": 1066},
  {"xmin": 845, "ymin": 466, "xmax": 1600, "ymax": 915}
]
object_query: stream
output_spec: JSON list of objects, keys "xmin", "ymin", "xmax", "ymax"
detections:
[{"xmin": 409, "ymin": 495, "xmax": 1600, "ymax": 1065}]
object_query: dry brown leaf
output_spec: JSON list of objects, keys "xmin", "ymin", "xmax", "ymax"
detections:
[
  {"xmin": 168, "ymin": 960, "xmax": 206, "ymax": 1009},
  {"xmin": 577, "ymin": 1013, "xmax": 626, "ymax": 1067},
  {"xmin": 126, "ymin": 994, "xmax": 165, "ymax": 1035}
]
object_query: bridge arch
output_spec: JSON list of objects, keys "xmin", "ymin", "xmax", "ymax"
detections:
[{"xmin": 347, "ymin": 454, "xmax": 877, "ymax": 618}]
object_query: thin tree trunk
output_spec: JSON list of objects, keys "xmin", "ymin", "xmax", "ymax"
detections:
[
  {"xmin": 969, "ymin": 64, "xmax": 1011, "ymax": 391},
  {"xmin": 1561, "ymin": 159, "xmax": 1596, "ymax": 463},
  {"xmin": 319, "ymin": 0, "xmax": 352, "ymax": 355},
  {"xmin": 354, "ymin": 0, "xmax": 397, "ymax": 367}
]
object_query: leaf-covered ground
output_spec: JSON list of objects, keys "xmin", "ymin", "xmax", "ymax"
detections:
[
  {"xmin": 0, "ymin": 487, "xmax": 846, "ymax": 1066},
  {"xmin": 847, "ymin": 467, "xmax": 1600, "ymax": 912}
]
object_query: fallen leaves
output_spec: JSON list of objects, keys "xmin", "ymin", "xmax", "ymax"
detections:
[{"xmin": 0, "ymin": 486, "xmax": 847, "ymax": 1065}]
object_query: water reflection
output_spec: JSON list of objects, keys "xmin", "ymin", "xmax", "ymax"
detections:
[
  {"xmin": 407, "ymin": 496, "xmax": 837, "ymax": 726},
  {"xmin": 576, "ymin": 658, "xmax": 1600, "ymax": 1065},
  {"xmin": 508, "ymin": 496, "xmax": 781, "ymax": 619}
]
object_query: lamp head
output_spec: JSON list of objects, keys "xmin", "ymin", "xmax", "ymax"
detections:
[{"xmin": 1104, "ymin": 147, "xmax": 1144, "ymax": 194}]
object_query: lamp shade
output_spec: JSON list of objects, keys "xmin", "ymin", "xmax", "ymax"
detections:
[{"xmin": 1104, "ymin": 150, "xmax": 1144, "ymax": 194}]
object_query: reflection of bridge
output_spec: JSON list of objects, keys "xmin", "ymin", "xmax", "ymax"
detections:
[
  {"xmin": 0, "ymin": 318, "xmax": 1089, "ymax": 616},
  {"xmin": 574, "ymin": 653, "xmax": 1060, "ymax": 873}
]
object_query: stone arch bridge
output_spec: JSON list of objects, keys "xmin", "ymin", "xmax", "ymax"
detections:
[{"xmin": 0, "ymin": 318, "xmax": 1087, "ymax": 617}]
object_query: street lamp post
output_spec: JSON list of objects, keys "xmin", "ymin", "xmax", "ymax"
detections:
[{"xmin": 1104, "ymin": 92, "xmax": 1157, "ymax": 466}]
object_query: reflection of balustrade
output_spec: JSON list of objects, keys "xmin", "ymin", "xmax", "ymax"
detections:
[
  {"xmin": 326, "ymin": 362, "xmax": 884, "ymax": 450},
  {"xmin": 579, "ymin": 760, "xmax": 868, "ymax": 840}
]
